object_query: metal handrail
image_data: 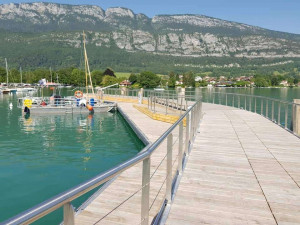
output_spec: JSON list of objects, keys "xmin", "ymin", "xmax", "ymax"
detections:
[
  {"xmin": 3, "ymin": 98, "xmax": 202, "ymax": 225},
  {"xmin": 200, "ymin": 91, "xmax": 300, "ymax": 136}
]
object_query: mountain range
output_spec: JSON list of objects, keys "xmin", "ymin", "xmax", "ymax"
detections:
[{"xmin": 0, "ymin": 2, "xmax": 300, "ymax": 73}]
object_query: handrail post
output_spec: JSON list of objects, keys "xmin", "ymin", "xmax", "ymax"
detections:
[
  {"xmin": 185, "ymin": 113, "xmax": 190, "ymax": 155},
  {"xmin": 249, "ymin": 97, "xmax": 252, "ymax": 111},
  {"xmin": 63, "ymin": 202, "xmax": 75, "ymax": 225},
  {"xmin": 272, "ymin": 101, "xmax": 274, "ymax": 121},
  {"xmin": 285, "ymin": 104, "xmax": 288, "ymax": 129},
  {"xmin": 261, "ymin": 99, "xmax": 263, "ymax": 115},
  {"xmin": 166, "ymin": 133, "xmax": 173, "ymax": 203},
  {"xmin": 178, "ymin": 121, "xmax": 183, "ymax": 174},
  {"xmin": 266, "ymin": 100, "xmax": 269, "ymax": 118},
  {"xmin": 278, "ymin": 103, "xmax": 281, "ymax": 125},
  {"xmin": 141, "ymin": 157, "xmax": 150, "ymax": 225}
]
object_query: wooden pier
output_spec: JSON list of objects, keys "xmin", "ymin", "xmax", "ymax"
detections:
[{"xmin": 76, "ymin": 102, "xmax": 300, "ymax": 225}]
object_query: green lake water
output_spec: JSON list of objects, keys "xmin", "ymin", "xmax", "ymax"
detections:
[{"xmin": 0, "ymin": 89, "xmax": 144, "ymax": 224}]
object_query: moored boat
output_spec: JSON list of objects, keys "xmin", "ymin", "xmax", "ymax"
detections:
[{"xmin": 18, "ymin": 95, "xmax": 116, "ymax": 115}]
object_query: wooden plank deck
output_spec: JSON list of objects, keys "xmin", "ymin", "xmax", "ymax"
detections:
[
  {"xmin": 167, "ymin": 103, "xmax": 300, "ymax": 225},
  {"xmin": 75, "ymin": 102, "xmax": 180, "ymax": 224},
  {"xmin": 75, "ymin": 102, "xmax": 300, "ymax": 225}
]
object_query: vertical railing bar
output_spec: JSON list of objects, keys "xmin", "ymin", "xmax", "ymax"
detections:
[
  {"xmin": 166, "ymin": 133, "xmax": 173, "ymax": 203},
  {"xmin": 185, "ymin": 113, "xmax": 190, "ymax": 155},
  {"xmin": 141, "ymin": 157, "xmax": 150, "ymax": 225},
  {"xmin": 261, "ymin": 98, "xmax": 263, "ymax": 115},
  {"xmin": 266, "ymin": 99, "xmax": 269, "ymax": 118},
  {"xmin": 272, "ymin": 101, "xmax": 274, "ymax": 121},
  {"xmin": 63, "ymin": 202, "xmax": 75, "ymax": 225},
  {"xmin": 285, "ymin": 104, "xmax": 288, "ymax": 129},
  {"xmin": 178, "ymin": 121, "xmax": 183, "ymax": 174},
  {"xmin": 278, "ymin": 102, "xmax": 281, "ymax": 125}
]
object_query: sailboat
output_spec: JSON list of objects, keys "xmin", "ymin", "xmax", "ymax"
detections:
[
  {"xmin": 17, "ymin": 31, "xmax": 116, "ymax": 114},
  {"xmin": 2, "ymin": 58, "xmax": 17, "ymax": 94},
  {"xmin": 16, "ymin": 67, "xmax": 36, "ymax": 93}
]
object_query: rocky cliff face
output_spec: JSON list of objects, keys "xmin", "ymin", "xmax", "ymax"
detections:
[{"xmin": 0, "ymin": 2, "xmax": 300, "ymax": 59}]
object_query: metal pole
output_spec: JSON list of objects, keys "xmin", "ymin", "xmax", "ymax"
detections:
[
  {"xmin": 266, "ymin": 100, "xmax": 269, "ymax": 118},
  {"xmin": 278, "ymin": 103, "xmax": 281, "ymax": 125},
  {"xmin": 178, "ymin": 121, "xmax": 183, "ymax": 174},
  {"xmin": 285, "ymin": 104, "xmax": 288, "ymax": 129},
  {"xmin": 141, "ymin": 157, "xmax": 150, "ymax": 225},
  {"xmin": 249, "ymin": 97, "xmax": 252, "ymax": 112},
  {"xmin": 272, "ymin": 101, "xmax": 274, "ymax": 121},
  {"xmin": 63, "ymin": 203, "xmax": 75, "ymax": 225},
  {"xmin": 261, "ymin": 98, "xmax": 263, "ymax": 115},
  {"xmin": 180, "ymin": 97, "xmax": 183, "ymax": 115},
  {"xmin": 166, "ymin": 133, "xmax": 173, "ymax": 203},
  {"xmin": 185, "ymin": 113, "xmax": 190, "ymax": 155}
]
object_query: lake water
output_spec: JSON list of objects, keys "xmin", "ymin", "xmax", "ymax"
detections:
[{"xmin": 0, "ymin": 90, "xmax": 144, "ymax": 224}]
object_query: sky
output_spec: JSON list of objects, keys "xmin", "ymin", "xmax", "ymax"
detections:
[{"xmin": 1, "ymin": 0, "xmax": 300, "ymax": 34}]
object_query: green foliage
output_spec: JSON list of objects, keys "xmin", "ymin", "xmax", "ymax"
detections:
[
  {"xmin": 137, "ymin": 71, "xmax": 161, "ymax": 88},
  {"xmin": 91, "ymin": 70, "xmax": 104, "ymax": 86},
  {"xmin": 195, "ymin": 81, "xmax": 208, "ymax": 87},
  {"xmin": 183, "ymin": 71, "xmax": 195, "ymax": 87},
  {"xmin": 235, "ymin": 81, "xmax": 250, "ymax": 87},
  {"xmin": 254, "ymin": 77, "xmax": 269, "ymax": 87},
  {"xmin": 128, "ymin": 73, "xmax": 138, "ymax": 84},
  {"xmin": 167, "ymin": 71, "xmax": 176, "ymax": 87},
  {"xmin": 101, "ymin": 75, "xmax": 118, "ymax": 87}
]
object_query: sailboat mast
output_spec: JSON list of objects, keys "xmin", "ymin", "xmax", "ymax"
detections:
[
  {"xmin": 50, "ymin": 67, "xmax": 52, "ymax": 83},
  {"xmin": 20, "ymin": 67, "xmax": 22, "ymax": 86},
  {"xmin": 83, "ymin": 31, "xmax": 88, "ymax": 94},
  {"xmin": 82, "ymin": 31, "xmax": 94, "ymax": 95},
  {"xmin": 5, "ymin": 58, "xmax": 8, "ymax": 86}
]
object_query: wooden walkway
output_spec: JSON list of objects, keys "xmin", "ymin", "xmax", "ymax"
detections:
[
  {"xmin": 167, "ymin": 103, "xmax": 300, "ymax": 225},
  {"xmin": 75, "ymin": 102, "xmax": 300, "ymax": 225}
]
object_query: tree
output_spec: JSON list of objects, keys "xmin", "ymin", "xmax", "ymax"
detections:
[
  {"xmin": 91, "ymin": 70, "xmax": 104, "ymax": 86},
  {"xmin": 103, "ymin": 68, "xmax": 116, "ymax": 77},
  {"xmin": 168, "ymin": 71, "xmax": 176, "ymax": 87},
  {"xmin": 70, "ymin": 68, "xmax": 85, "ymax": 86},
  {"xmin": 101, "ymin": 75, "xmax": 118, "ymax": 87},
  {"xmin": 0, "ymin": 67, "xmax": 6, "ymax": 83},
  {"xmin": 254, "ymin": 77, "xmax": 269, "ymax": 87},
  {"xmin": 128, "ymin": 73, "xmax": 138, "ymax": 84},
  {"xmin": 183, "ymin": 71, "xmax": 195, "ymax": 87},
  {"xmin": 137, "ymin": 71, "xmax": 161, "ymax": 88},
  {"xmin": 271, "ymin": 76, "xmax": 280, "ymax": 86}
]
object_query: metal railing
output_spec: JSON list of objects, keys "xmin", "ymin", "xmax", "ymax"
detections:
[
  {"xmin": 3, "ymin": 97, "xmax": 202, "ymax": 224},
  {"xmin": 200, "ymin": 92, "xmax": 299, "ymax": 135},
  {"xmin": 103, "ymin": 88, "xmax": 299, "ymax": 135}
]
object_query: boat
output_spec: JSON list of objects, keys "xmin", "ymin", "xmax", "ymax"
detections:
[
  {"xmin": 2, "ymin": 58, "xmax": 17, "ymax": 94},
  {"xmin": 18, "ymin": 31, "xmax": 116, "ymax": 115}
]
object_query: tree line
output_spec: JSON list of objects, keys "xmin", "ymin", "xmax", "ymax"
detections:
[{"xmin": 0, "ymin": 66, "xmax": 163, "ymax": 88}]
